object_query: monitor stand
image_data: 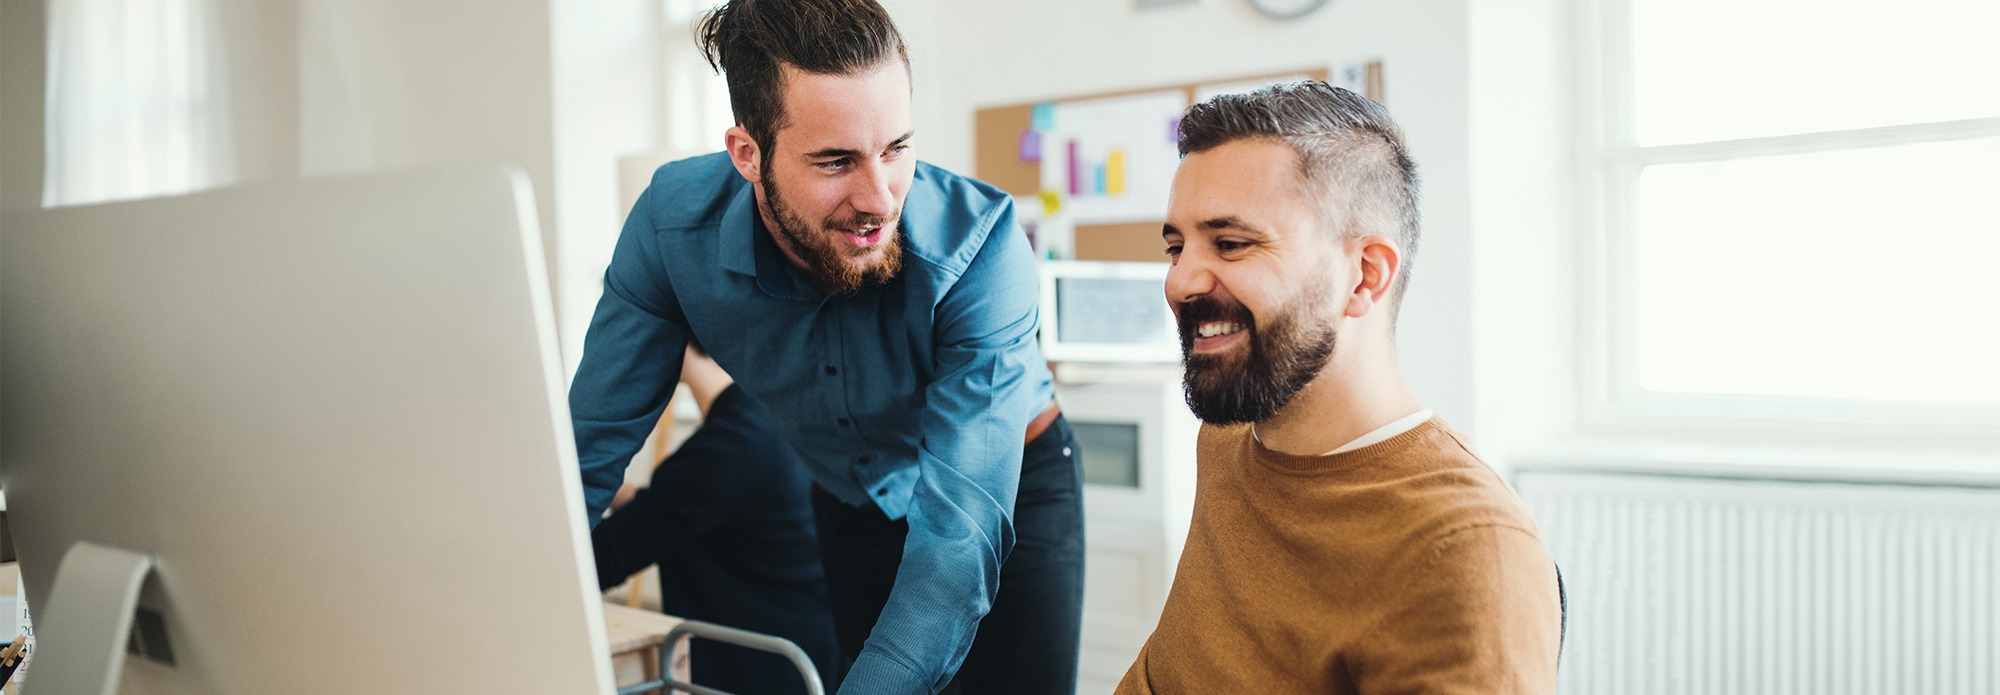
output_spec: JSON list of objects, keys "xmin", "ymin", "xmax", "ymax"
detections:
[{"xmin": 26, "ymin": 541, "xmax": 154, "ymax": 695}]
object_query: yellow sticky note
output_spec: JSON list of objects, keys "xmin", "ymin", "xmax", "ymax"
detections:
[
  {"xmin": 1106, "ymin": 149, "xmax": 1127, "ymax": 196},
  {"xmin": 1038, "ymin": 190, "xmax": 1063, "ymax": 217}
]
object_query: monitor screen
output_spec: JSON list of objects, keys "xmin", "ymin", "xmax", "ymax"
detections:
[
  {"xmin": 0, "ymin": 167, "xmax": 616, "ymax": 694},
  {"xmin": 1040, "ymin": 261, "xmax": 1180, "ymax": 364}
]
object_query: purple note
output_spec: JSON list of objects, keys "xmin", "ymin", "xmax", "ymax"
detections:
[
  {"xmin": 1018, "ymin": 129, "xmax": 1042, "ymax": 163},
  {"xmin": 1067, "ymin": 141, "xmax": 1082, "ymax": 196}
]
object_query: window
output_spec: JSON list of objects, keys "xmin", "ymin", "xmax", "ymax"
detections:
[
  {"xmin": 1583, "ymin": 0, "xmax": 2000, "ymax": 424},
  {"xmin": 44, "ymin": 0, "xmax": 228, "ymax": 206}
]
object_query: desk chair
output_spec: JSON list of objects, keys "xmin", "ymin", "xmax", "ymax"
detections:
[{"xmin": 619, "ymin": 621, "xmax": 826, "ymax": 695}]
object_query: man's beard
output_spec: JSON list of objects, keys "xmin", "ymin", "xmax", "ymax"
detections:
[
  {"xmin": 1176, "ymin": 279, "xmax": 1339, "ymax": 425},
  {"xmin": 764, "ymin": 175, "xmax": 903, "ymax": 295}
]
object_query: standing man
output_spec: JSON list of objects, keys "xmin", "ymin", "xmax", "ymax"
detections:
[
  {"xmin": 567, "ymin": 1, "xmax": 1083, "ymax": 693},
  {"xmin": 1118, "ymin": 82, "xmax": 1561, "ymax": 692}
]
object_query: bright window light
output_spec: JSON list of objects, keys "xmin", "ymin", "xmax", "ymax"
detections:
[
  {"xmin": 1633, "ymin": 137, "xmax": 2000, "ymax": 403},
  {"xmin": 1632, "ymin": 0, "xmax": 2000, "ymax": 146},
  {"xmin": 1598, "ymin": 0, "xmax": 2000, "ymax": 418}
]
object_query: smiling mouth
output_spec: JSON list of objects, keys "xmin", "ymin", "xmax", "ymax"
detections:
[
  {"xmin": 1190, "ymin": 320, "xmax": 1247, "ymax": 352},
  {"xmin": 838, "ymin": 226, "xmax": 885, "ymax": 248}
]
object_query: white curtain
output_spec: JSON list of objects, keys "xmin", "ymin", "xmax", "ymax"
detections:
[{"xmin": 44, "ymin": 0, "xmax": 231, "ymax": 206}]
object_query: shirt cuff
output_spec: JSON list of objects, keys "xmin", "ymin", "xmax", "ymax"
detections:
[{"xmin": 838, "ymin": 650, "xmax": 935, "ymax": 695}]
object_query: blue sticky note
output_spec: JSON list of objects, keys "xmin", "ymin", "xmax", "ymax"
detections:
[
  {"xmin": 1030, "ymin": 102, "xmax": 1056, "ymax": 132},
  {"xmin": 1018, "ymin": 129, "xmax": 1042, "ymax": 163}
]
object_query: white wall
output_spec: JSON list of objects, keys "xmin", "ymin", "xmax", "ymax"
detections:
[
  {"xmin": 212, "ymin": 0, "xmax": 299, "ymax": 185},
  {"xmin": 1467, "ymin": 0, "xmax": 1576, "ymax": 467},
  {"xmin": 900, "ymin": 0, "xmax": 1487, "ymax": 444},
  {"xmin": 297, "ymin": 0, "xmax": 561, "ymax": 290},
  {"xmin": 0, "ymin": 0, "xmax": 45, "ymax": 213},
  {"xmin": 551, "ymin": 0, "xmax": 661, "ymax": 374}
]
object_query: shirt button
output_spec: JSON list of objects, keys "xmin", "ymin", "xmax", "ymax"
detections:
[
  {"xmin": 858, "ymin": 455, "xmax": 871, "ymax": 465},
  {"xmin": 876, "ymin": 486, "xmax": 890, "ymax": 496},
  {"xmin": 824, "ymin": 365, "xmax": 837, "ymax": 376},
  {"xmin": 837, "ymin": 418, "xmax": 851, "ymax": 427}
]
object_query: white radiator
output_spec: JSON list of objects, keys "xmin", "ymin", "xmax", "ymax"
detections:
[{"xmin": 1516, "ymin": 471, "xmax": 1999, "ymax": 695}]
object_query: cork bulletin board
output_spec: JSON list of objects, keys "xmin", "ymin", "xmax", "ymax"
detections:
[{"xmin": 974, "ymin": 65, "xmax": 1387, "ymax": 263}]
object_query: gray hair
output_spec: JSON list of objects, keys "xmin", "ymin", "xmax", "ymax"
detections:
[{"xmin": 1177, "ymin": 81, "xmax": 1421, "ymax": 307}]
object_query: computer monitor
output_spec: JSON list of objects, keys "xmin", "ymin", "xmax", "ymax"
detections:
[
  {"xmin": 1037, "ymin": 260, "xmax": 1180, "ymax": 364},
  {"xmin": 0, "ymin": 168, "xmax": 616, "ymax": 694}
]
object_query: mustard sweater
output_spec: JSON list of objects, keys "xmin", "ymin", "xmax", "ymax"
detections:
[{"xmin": 1117, "ymin": 418, "xmax": 1561, "ymax": 694}]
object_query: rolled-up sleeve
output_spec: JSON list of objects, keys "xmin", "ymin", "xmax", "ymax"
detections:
[
  {"xmin": 838, "ymin": 201, "xmax": 1045, "ymax": 693},
  {"xmin": 568, "ymin": 185, "xmax": 690, "ymax": 525}
]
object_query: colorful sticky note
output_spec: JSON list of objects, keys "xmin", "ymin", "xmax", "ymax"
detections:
[
  {"xmin": 1106, "ymin": 149, "xmax": 1127, "ymax": 196},
  {"xmin": 1094, "ymin": 163, "xmax": 1106, "ymax": 195},
  {"xmin": 1017, "ymin": 129, "xmax": 1042, "ymax": 163},
  {"xmin": 1030, "ymin": 102, "xmax": 1056, "ymax": 132},
  {"xmin": 1038, "ymin": 190, "xmax": 1062, "ymax": 217},
  {"xmin": 1066, "ymin": 141, "xmax": 1082, "ymax": 196}
]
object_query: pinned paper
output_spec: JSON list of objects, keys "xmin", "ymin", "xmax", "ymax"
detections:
[
  {"xmin": 1034, "ymin": 90, "xmax": 1186, "ymax": 223},
  {"xmin": 1017, "ymin": 129, "xmax": 1042, "ymax": 163},
  {"xmin": 1030, "ymin": 102, "xmax": 1056, "ymax": 132},
  {"xmin": 1066, "ymin": 140, "xmax": 1083, "ymax": 196},
  {"xmin": 1106, "ymin": 149, "xmax": 1127, "ymax": 196}
]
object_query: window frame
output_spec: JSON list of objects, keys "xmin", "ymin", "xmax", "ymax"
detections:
[{"xmin": 1572, "ymin": 0, "xmax": 2000, "ymax": 444}]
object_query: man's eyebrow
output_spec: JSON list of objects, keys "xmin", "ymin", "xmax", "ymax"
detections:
[
  {"xmin": 804, "ymin": 131, "xmax": 914, "ymax": 160},
  {"xmin": 1198, "ymin": 216, "xmax": 1266, "ymax": 235}
]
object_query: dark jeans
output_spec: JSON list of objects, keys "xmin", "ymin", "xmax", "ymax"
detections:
[{"xmin": 811, "ymin": 415, "xmax": 1085, "ymax": 694}]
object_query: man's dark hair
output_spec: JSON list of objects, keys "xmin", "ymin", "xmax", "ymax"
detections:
[
  {"xmin": 695, "ymin": 0, "xmax": 909, "ymax": 166},
  {"xmin": 1177, "ymin": 81, "xmax": 1422, "ymax": 308}
]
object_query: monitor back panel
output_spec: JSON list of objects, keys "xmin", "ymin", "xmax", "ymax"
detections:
[{"xmin": 0, "ymin": 168, "xmax": 614, "ymax": 694}]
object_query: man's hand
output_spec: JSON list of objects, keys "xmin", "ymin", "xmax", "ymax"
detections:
[{"xmin": 607, "ymin": 482, "xmax": 643, "ymax": 514}]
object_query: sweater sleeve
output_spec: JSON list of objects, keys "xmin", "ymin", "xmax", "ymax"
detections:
[{"xmin": 1349, "ymin": 525, "xmax": 1562, "ymax": 695}]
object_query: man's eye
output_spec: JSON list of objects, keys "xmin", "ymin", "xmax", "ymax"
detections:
[
  {"xmin": 1215, "ymin": 240, "xmax": 1249, "ymax": 252},
  {"xmin": 815, "ymin": 159, "xmax": 851, "ymax": 172},
  {"xmin": 1164, "ymin": 245, "xmax": 1183, "ymax": 259},
  {"xmin": 887, "ymin": 144, "xmax": 911, "ymax": 158}
]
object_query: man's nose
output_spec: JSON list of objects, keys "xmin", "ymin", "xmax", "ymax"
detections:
[
  {"xmin": 849, "ymin": 162, "xmax": 896, "ymax": 218},
  {"xmin": 1165, "ymin": 250, "xmax": 1217, "ymax": 305}
]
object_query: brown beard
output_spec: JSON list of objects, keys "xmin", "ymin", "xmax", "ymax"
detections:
[
  {"xmin": 1175, "ymin": 275, "xmax": 1339, "ymax": 425},
  {"xmin": 763, "ymin": 174, "xmax": 904, "ymax": 295}
]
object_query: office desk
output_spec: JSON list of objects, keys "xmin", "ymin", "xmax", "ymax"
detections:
[
  {"xmin": 604, "ymin": 601, "xmax": 690, "ymax": 695},
  {"xmin": 0, "ymin": 602, "xmax": 686, "ymax": 695}
]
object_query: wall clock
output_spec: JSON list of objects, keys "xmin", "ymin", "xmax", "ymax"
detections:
[{"xmin": 1251, "ymin": 0, "xmax": 1330, "ymax": 20}]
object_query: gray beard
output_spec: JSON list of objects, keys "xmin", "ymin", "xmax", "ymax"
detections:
[{"xmin": 1177, "ymin": 282, "xmax": 1338, "ymax": 425}]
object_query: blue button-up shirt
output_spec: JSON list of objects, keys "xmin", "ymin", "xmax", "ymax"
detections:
[{"xmin": 569, "ymin": 152, "xmax": 1055, "ymax": 693}]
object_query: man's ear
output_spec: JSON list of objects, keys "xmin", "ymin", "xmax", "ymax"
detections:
[
  {"xmin": 724, "ymin": 125, "xmax": 762, "ymax": 184},
  {"xmin": 1345, "ymin": 235, "xmax": 1402, "ymax": 320}
]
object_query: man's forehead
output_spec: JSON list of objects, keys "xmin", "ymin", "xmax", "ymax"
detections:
[
  {"xmin": 1169, "ymin": 141, "xmax": 1313, "ymax": 230},
  {"xmin": 772, "ymin": 62, "xmax": 912, "ymax": 151}
]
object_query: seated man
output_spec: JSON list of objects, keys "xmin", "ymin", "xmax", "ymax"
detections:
[
  {"xmin": 1118, "ymin": 82, "xmax": 1561, "ymax": 693},
  {"xmin": 592, "ymin": 343, "xmax": 842, "ymax": 694}
]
